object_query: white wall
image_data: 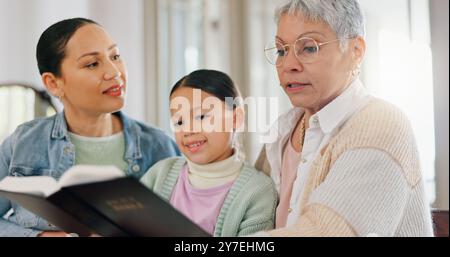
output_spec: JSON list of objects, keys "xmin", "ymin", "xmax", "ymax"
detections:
[
  {"xmin": 0, "ymin": 0, "xmax": 89, "ymax": 88},
  {"xmin": 89, "ymin": 0, "xmax": 146, "ymax": 121},
  {"xmin": 430, "ymin": 0, "xmax": 449, "ymax": 210},
  {"xmin": 343, "ymin": 0, "xmax": 437, "ymax": 205},
  {"xmin": 0, "ymin": 0, "xmax": 147, "ymax": 121}
]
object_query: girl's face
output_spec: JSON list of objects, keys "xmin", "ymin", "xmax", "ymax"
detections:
[
  {"xmin": 55, "ymin": 24, "xmax": 128, "ymax": 116},
  {"xmin": 170, "ymin": 87, "xmax": 237, "ymax": 165}
]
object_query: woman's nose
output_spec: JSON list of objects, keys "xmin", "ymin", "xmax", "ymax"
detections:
[
  {"xmin": 104, "ymin": 61, "xmax": 122, "ymax": 81},
  {"xmin": 282, "ymin": 48, "xmax": 304, "ymax": 72}
]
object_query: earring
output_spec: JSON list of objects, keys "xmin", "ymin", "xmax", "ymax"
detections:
[{"xmin": 352, "ymin": 65, "xmax": 361, "ymax": 78}]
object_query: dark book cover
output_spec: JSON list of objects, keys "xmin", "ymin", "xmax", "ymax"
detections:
[{"xmin": 0, "ymin": 177, "xmax": 210, "ymax": 237}]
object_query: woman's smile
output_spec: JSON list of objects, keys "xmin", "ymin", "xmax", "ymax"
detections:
[{"xmin": 102, "ymin": 85, "xmax": 125, "ymax": 97}]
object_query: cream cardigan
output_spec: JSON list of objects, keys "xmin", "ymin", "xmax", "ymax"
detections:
[{"xmin": 255, "ymin": 98, "xmax": 434, "ymax": 237}]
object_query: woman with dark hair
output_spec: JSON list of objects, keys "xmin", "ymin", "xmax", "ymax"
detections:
[{"xmin": 0, "ymin": 18, "xmax": 180, "ymax": 237}]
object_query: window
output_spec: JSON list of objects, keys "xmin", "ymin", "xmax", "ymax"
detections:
[
  {"xmin": 359, "ymin": 0, "xmax": 436, "ymax": 203},
  {"xmin": 246, "ymin": 0, "xmax": 292, "ymax": 162},
  {"xmin": 0, "ymin": 85, "xmax": 56, "ymax": 142},
  {"xmin": 154, "ymin": 0, "xmax": 231, "ymax": 132}
]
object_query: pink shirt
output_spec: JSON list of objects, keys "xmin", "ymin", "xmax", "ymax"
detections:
[
  {"xmin": 276, "ymin": 137, "xmax": 302, "ymax": 228},
  {"xmin": 170, "ymin": 165, "xmax": 235, "ymax": 235}
]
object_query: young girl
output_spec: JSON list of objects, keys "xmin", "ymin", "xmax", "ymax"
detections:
[{"xmin": 140, "ymin": 70, "xmax": 277, "ymax": 237}]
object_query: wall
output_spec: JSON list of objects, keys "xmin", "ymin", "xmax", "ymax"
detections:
[
  {"xmin": 0, "ymin": 0, "xmax": 88, "ymax": 88},
  {"xmin": 0, "ymin": 0, "xmax": 146, "ymax": 121},
  {"xmin": 89, "ymin": 0, "xmax": 146, "ymax": 121},
  {"xmin": 430, "ymin": 0, "xmax": 449, "ymax": 210}
]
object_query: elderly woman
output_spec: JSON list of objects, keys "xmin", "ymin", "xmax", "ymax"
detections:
[
  {"xmin": 0, "ymin": 18, "xmax": 180, "ymax": 237},
  {"xmin": 255, "ymin": 0, "xmax": 433, "ymax": 237}
]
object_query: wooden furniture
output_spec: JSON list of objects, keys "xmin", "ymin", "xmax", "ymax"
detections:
[{"xmin": 432, "ymin": 210, "xmax": 449, "ymax": 237}]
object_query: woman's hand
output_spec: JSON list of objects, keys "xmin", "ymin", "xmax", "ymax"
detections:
[{"xmin": 37, "ymin": 231, "xmax": 71, "ymax": 237}]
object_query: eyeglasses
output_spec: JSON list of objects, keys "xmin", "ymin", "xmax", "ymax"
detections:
[{"xmin": 264, "ymin": 37, "xmax": 345, "ymax": 66}]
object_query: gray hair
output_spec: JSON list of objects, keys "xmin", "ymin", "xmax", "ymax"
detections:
[{"xmin": 276, "ymin": 0, "xmax": 365, "ymax": 48}]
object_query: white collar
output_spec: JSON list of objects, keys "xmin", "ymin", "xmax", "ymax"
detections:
[
  {"xmin": 311, "ymin": 79, "xmax": 368, "ymax": 134},
  {"xmin": 185, "ymin": 150, "xmax": 243, "ymax": 179},
  {"xmin": 264, "ymin": 79, "xmax": 370, "ymax": 192},
  {"xmin": 266, "ymin": 79, "xmax": 367, "ymax": 143}
]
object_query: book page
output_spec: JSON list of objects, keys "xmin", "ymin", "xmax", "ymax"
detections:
[
  {"xmin": 58, "ymin": 165, "xmax": 126, "ymax": 188},
  {"xmin": 0, "ymin": 166, "xmax": 126, "ymax": 197},
  {"xmin": 0, "ymin": 176, "xmax": 60, "ymax": 197}
]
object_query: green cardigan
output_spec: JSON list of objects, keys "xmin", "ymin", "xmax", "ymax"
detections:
[{"xmin": 140, "ymin": 157, "xmax": 278, "ymax": 237}]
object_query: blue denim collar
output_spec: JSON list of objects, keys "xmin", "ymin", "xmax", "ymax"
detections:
[
  {"xmin": 51, "ymin": 112, "xmax": 69, "ymax": 140},
  {"xmin": 118, "ymin": 112, "xmax": 143, "ymax": 160},
  {"xmin": 51, "ymin": 111, "xmax": 142, "ymax": 160}
]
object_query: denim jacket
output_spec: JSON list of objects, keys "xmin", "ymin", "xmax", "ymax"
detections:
[{"xmin": 0, "ymin": 111, "xmax": 180, "ymax": 237}]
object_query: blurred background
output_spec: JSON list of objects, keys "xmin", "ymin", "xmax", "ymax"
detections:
[{"xmin": 0, "ymin": 0, "xmax": 448, "ymax": 211}]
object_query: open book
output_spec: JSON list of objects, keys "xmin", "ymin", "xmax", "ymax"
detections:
[{"xmin": 0, "ymin": 166, "xmax": 210, "ymax": 237}]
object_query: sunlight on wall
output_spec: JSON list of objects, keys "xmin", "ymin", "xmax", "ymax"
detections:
[{"xmin": 376, "ymin": 30, "xmax": 436, "ymax": 202}]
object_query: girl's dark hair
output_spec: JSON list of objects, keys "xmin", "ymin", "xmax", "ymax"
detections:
[
  {"xmin": 170, "ymin": 69, "xmax": 242, "ymax": 109},
  {"xmin": 36, "ymin": 17, "xmax": 99, "ymax": 77}
]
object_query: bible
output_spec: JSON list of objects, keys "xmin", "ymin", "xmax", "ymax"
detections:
[{"xmin": 0, "ymin": 165, "xmax": 210, "ymax": 237}]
